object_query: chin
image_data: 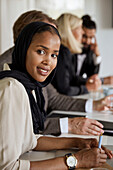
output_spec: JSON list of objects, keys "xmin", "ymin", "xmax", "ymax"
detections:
[{"xmin": 36, "ymin": 77, "xmax": 47, "ymax": 82}]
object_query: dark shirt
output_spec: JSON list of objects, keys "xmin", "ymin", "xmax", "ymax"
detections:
[{"xmin": 52, "ymin": 44, "xmax": 100, "ymax": 96}]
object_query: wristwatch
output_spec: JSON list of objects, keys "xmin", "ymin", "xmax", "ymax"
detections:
[{"xmin": 65, "ymin": 153, "xmax": 77, "ymax": 169}]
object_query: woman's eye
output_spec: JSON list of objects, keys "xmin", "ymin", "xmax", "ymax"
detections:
[
  {"xmin": 51, "ymin": 54, "xmax": 58, "ymax": 58},
  {"xmin": 37, "ymin": 50, "xmax": 45, "ymax": 55}
]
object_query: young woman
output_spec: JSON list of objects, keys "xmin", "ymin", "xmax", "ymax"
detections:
[
  {"xmin": 0, "ymin": 21, "xmax": 112, "ymax": 170},
  {"xmin": 1, "ymin": 10, "xmax": 113, "ymax": 137},
  {"xmin": 51, "ymin": 13, "xmax": 101, "ymax": 96}
]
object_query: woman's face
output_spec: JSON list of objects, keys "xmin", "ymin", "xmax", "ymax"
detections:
[
  {"xmin": 72, "ymin": 25, "xmax": 84, "ymax": 43},
  {"xmin": 26, "ymin": 31, "xmax": 60, "ymax": 82}
]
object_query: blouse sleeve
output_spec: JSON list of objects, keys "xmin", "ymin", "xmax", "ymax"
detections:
[{"xmin": 0, "ymin": 78, "xmax": 38, "ymax": 170}]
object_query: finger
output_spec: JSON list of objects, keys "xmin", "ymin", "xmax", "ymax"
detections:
[
  {"xmin": 106, "ymin": 151, "xmax": 113, "ymax": 159},
  {"xmin": 91, "ymin": 119, "xmax": 104, "ymax": 128},
  {"xmin": 87, "ymin": 120, "xmax": 104, "ymax": 134},
  {"xmin": 101, "ymin": 146, "xmax": 113, "ymax": 159},
  {"xmin": 86, "ymin": 128, "xmax": 97, "ymax": 135},
  {"xmin": 86, "ymin": 128, "xmax": 101, "ymax": 136},
  {"xmin": 89, "ymin": 125, "xmax": 104, "ymax": 134},
  {"xmin": 100, "ymin": 153, "xmax": 107, "ymax": 159},
  {"xmin": 94, "ymin": 36, "xmax": 97, "ymax": 45},
  {"xmin": 100, "ymin": 106, "xmax": 109, "ymax": 111},
  {"xmin": 98, "ymin": 148, "xmax": 105, "ymax": 154},
  {"xmin": 99, "ymin": 158, "xmax": 107, "ymax": 163},
  {"xmin": 89, "ymin": 124, "xmax": 104, "ymax": 134},
  {"xmin": 105, "ymin": 149, "xmax": 113, "ymax": 158}
]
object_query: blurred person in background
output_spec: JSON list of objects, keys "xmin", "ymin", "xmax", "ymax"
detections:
[
  {"xmin": 82, "ymin": 14, "xmax": 113, "ymax": 85},
  {"xmin": 51, "ymin": 13, "xmax": 101, "ymax": 96}
]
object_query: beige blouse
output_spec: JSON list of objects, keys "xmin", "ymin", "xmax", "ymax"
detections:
[{"xmin": 0, "ymin": 77, "xmax": 41, "ymax": 170}]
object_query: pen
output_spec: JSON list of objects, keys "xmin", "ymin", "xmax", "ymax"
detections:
[{"xmin": 98, "ymin": 134, "xmax": 103, "ymax": 148}]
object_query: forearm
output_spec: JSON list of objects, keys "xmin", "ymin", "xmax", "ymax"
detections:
[
  {"xmin": 48, "ymin": 92, "xmax": 86, "ymax": 112},
  {"xmin": 43, "ymin": 118, "xmax": 61, "ymax": 136},
  {"xmin": 46, "ymin": 84, "xmax": 86, "ymax": 112},
  {"xmin": 30, "ymin": 157, "xmax": 67, "ymax": 170},
  {"xmin": 34, "ymin": 136, "xmax": 84, "ymax": 151}
]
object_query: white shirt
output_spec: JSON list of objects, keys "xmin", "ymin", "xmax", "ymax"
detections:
[
  {"xmin": 76, "ymin": 54, "xmax": 86, "ymax": 76},
  {"xmin": 0, "ymin": 78, "xmax": 41, "ymax": 169},
  {"xmin": 76, "ymin": 54, "xmax": 102, "ymax": 76}
]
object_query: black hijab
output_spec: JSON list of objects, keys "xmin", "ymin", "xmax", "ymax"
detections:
[{"xmin": 0, "ymin": 22, "xmax": 61, "ymax": 134}]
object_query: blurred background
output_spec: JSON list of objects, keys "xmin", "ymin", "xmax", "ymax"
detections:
[{"xmin": 0, "ymin": 0, "xmax": 113, "ymax": 77}]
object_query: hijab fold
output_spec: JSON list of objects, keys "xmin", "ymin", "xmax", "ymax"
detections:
[{"xmin": 0, "ymin": 22, "xmax": 60, "ymax": 134}]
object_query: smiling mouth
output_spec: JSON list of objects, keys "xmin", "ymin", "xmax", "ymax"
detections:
[
  {"xmin": 39, "ymin": 68, "xmax": 48, "ymax": 73},
  {"xmin": 37, "ymin": 67, "xmax": 50, "ymax": 76}
]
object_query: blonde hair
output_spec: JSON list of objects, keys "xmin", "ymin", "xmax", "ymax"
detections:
[{"xmin": 57, "ymin": 13, "xmax": 82, "ymax": 53}]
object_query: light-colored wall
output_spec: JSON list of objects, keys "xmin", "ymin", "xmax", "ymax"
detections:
[
  {"xmin": 84, "ymin": 0, "xmax": 113, "ymax": 77},
  {"xmin": 0, "ymin": 0, "xmax": 35, "ymax": 54},
  {"xmin": 0, "ymin": 0, "xmax": 85, "ymax": 54},
  {"xmin": 97, "ymin": 29, "xmax": 113, "ymax": 77},
  {"xmin": 0, "ymin": 0, "xmax": 113, "ymax": 76},
  {"xmin": 85, "ymin": 0, "xmax": 112, "ymax": 29}
]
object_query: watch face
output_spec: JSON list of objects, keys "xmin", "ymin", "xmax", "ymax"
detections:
[{"xmin": 67, "ymin": 156, "xmax": 76, "ymax": 167}]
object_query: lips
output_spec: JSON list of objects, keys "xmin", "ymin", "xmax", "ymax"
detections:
[{"xmin": 37, "ymin": 67, "xmax": 50, "ymax": 76}]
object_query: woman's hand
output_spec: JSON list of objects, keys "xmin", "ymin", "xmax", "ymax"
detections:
[
  {"xmin": 76, "ymin": 138, "xmax": 113, "ymax": 159},
  {"xmin": 77, "ymin": 138, "xmax": 98, "ymax": 149},
  {"xmin": 90, "ymin": 36, "xmax": 100, "ymax": 57},
  {"xmin": 86, "ymin": 74, "xmax": 101, "ymax": 92},
  {"xmin": 75, "ymin": 148, "xmax": 107, "ymax": 168},
  {"xmin": 102, "ymin": 145, "xmax": 113, "ymax": 159}
]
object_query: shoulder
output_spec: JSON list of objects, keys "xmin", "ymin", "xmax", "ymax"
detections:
[
  {"xmin": 0, "ymin": 77, "xmax": 28, "ymax": 98},
  {"xmin": 0, "ymin": 47, "xmax": 14, "ymax": 71},
  {"xmin": 60, "ymin": 44, "xmax": 71, "ymax": 53},
  {"xmin": 59, "ymin": 44, "xmax": 72, "ymax": 61}
]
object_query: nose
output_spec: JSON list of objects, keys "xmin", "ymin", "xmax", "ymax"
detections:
[{"xmin": 43, "ymin": 54, "xmax": 51, "ymax": 65}]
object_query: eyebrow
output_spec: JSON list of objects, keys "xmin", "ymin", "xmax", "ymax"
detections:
[
  {"xmin": 36, "ymin": 45, "xmax": 59, "ymax": 52},
  {"xmin": 83, "ymin": 35, "xmax": 94, "ymax": 38}
]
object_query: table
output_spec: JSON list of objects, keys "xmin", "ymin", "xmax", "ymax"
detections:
[
  {"xmin": 21, "ymin": 92, "xmax": 113, "ymax": 168},
  {"xmin": 48, "ymin": 109, "xmax": 113, "ymax": 145},
  {"xmin": 20, "ymin": 145, "xmax": 113, "ymax": 168}
]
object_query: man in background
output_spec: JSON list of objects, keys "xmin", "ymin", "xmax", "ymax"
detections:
[{"xmin": 82, "ymin": 15, "xmax": 113, "ymax": 85}]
